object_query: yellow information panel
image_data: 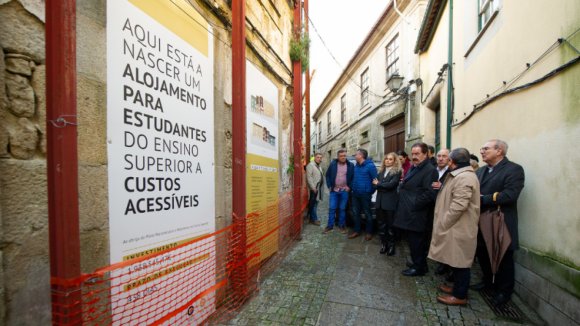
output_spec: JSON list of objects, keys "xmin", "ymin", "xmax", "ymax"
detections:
[{"xmin": 246, "ymin": 61, "xmax": 279, "ymax": 267}]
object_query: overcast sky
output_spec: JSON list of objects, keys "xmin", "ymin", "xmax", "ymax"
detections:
[{"xmin": 308, "ymin": 0, "xmax": 389, "ymax": 116}]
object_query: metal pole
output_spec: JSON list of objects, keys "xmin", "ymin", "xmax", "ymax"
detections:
[
  {"xmin": 46, "ymin": 0, "xmax": 82, "ymax": 324},
  {"xmin": 446, "ymin": 0, "xmax": 453, "ymax": 149},
  {"xmin": 231, "ymin": 0, "xmax": 248, "ymax": 304},
  {"xmin": 304, "ymin": 0, "xmax": 310, "ymax": 162},
  {"xmin": 293, "ymin": 0, "xmax": 303, "ymax": 232},
  {"xmin": 232, "ymin": 0, "xmax": 246, "ymax": 219}
]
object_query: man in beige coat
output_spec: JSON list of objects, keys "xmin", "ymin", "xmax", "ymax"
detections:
[
  {"xmin": 428, "ymin": 148, "xmax": 480, "ymax": 306},
  {"xmin": 306, "ymin": 153, "xmax": 324, "ymax": 226}
]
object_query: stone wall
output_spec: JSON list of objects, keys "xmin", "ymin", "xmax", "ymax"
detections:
[{"xmin": 0, "ymin": 0, "xmax": 295, "ymax": 325}]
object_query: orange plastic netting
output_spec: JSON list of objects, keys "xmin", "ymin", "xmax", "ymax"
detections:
[{"xmin": 51, "ymin": 187, "xmax": 308, "ymax": 326}]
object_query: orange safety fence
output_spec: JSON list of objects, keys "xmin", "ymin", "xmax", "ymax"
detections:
[{"xmin": 51, "ymin": 186, "xmax": 308, "ymax": 326}]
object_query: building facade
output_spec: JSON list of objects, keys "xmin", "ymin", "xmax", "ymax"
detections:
[
  {"xmin": 0, "ymin": 0, "xmax": 296, "ymax": 324},
  {"xmin": 312, "ymin": 0, "xmax": 428, "ymax": 169},
  {"xmin": 415, "ymin": 0, "xmax": 580, "ymax": 324}
]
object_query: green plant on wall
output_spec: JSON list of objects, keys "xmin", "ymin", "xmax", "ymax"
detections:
[
  {"xmin": 289, "ymin": 23, "xmax": 310, "ymax": 72},
  {"xmin": 286, "ymin": 154, "xmax": 294, "ymax": 174}
]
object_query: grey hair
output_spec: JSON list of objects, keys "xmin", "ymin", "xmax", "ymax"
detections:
[
  {"xmin": 337, "ymin": 149, "xmax": 346, "ymax": 155},
  {"xmin": 314, "ymin": 153, "xmax": 323, "ymax": 157},
  {"xmin": 490, "ymin": 139, "xmax": 508, "ymax": 155},
  {"xmin": 449, "ymin": 148, "xmax": 470, "ymax": 165},
  {"xmin": 470, "ymin": 159, "xmax": 479, "ymax": 167}
]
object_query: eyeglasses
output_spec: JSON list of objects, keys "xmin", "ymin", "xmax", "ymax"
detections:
[{"xmin": 480, "ymin": 147, "xmax": 492, "ymax": 151}]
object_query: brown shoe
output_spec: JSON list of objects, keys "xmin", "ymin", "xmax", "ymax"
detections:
[
  {"xmin": 365, "ymin": 234, "xmax": 372, "ymax": 241},
  {"xmin": 436, "ymin": 295, "xmax": 467, "ymax": 306},
  {"xmin": 309, "ymin": 220, "xmax": 321, "ymax": 226},
  {"xmin": 322, "ymin": 226, "xmax": 334, "ymax": 234},
  {"xmin": 349, "ymin": 232, "xmax": 359, "ymax": 239},
  {"xmin": 338, "ymin": 226, "xmax": 346, "ymax": 234},
  {"xmin": 439, "ymin": 286, "xmax": 453, "ymax": 294},
  {"xmin": 439, "ymin": 286, "xmax": 469, "ymax": 297}
]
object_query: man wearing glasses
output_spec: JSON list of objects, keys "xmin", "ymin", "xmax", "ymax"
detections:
[{"xmin": 470, "ymin": 140, "xmax": 525, "ymax": 306}]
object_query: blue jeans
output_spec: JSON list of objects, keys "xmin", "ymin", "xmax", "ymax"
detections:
[
  {"xmin": 310, "ymin": 200, "xmax": 319, "ymax": 221},
  {"xmin": 352, "ymin": 193, "xmax": 373, "ymax": 234},
  {"xmin": 328, "ymin": 190, "xmax": 349, "ymax": 227}
]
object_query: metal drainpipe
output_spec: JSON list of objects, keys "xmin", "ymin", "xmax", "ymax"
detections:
[
  {"xmin": 394, "ymin": 0, "xmax": 412, "ymax": 138},
  {"xmin": 446, "ymin": 0, "xmax": 453, "ymax": 149},
  {"xmin": 46, "ymin": 0, "xmax": 82, "ymax": 324}
]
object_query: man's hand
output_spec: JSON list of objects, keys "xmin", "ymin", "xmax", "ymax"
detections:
[
  {"xmin": 312, "ymin": 188, "xmax": 318, "ymax": 193},
  {"xmin": 432, "ymin": 181, "xmax": 441, "ymax": 190},
  {"xmin": 329, "ymin": 187, "xmax": 332, "ymax": 192},
  {"xmin": 372, "ymin": 178, "xmax": 379, "ymax": 185},
  {"xmin": 345, "ymin": 187, "xmax": 350, "ymax": 192}
]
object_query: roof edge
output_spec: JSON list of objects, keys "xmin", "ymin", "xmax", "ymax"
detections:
[{"xmin": 414, "ymin": 0, "xmax": 447, "ymax": 54}]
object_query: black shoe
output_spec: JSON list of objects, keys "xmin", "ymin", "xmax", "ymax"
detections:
[
  {"xmin": 406, "ymin": 262, "xmax": 414, "ymax": 268},
  {"xmin": 434, "ymin": 263, "xmax": 450, "ymax": 276},
  {"xmin": 492, "ymin": 293, "xmax": 511, "ymax": 306},
  {"xmin": 469, "ymin": 282, "xmax": 494, "ymax": 292},
  {"xmin": 402, "ymin": 268, "xmax": 425, "ymax": 277},
  {"xmin": 387, "ymin": 246, "xmax": 395, "ymax": 256},
  {"xmin": 380, "ymin": 245, "xmax": 388, "ymax": 254}
]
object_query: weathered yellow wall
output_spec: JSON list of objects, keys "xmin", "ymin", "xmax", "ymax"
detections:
[{"xmin": 450, "ymin": 0, "xmax": 580, "ymax": 268}]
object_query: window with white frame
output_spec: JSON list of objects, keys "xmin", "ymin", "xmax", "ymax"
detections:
[
  {"xmin": 361, "ymin": 69, "xmax": 369, "ymax": 107},
  {"xmin": 327, "ymin": 110, "xmax": 332, "ymax": 135},
  {"xmin": 386, "ymin": 35, "xmax": 399, "ymax": 78},
  {"xmin": 318, "ymin": 121, "xmax": 322, "ymax": 142},
  {"xmin": 341, "ymin": 94, "xmax": 346, "ymax": 123},
  {"xmin": 479, "ymin": 0, "xmax": 495, "ymax": 31}
]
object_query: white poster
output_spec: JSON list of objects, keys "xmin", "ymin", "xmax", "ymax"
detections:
[{"xmin": 106, "ymin": 0, "xmax": 215, "ymax": 324}]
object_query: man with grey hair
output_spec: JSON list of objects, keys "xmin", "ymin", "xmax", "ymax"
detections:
[
  {"xmin": 429, "ymin": 148, "xmax": 480, "ymax": 305},
  {"xmin": 306, "ymin": 153, "xmax": 324, "ymax": 226},
  {"xmin": 470, "ymin": 139, "xmax": 525, "ymax": 306}
]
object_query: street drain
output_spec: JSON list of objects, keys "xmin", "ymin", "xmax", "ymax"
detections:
[{"xmin": 479, "ymin": 290, "xmax": 526, "ymax": 320}]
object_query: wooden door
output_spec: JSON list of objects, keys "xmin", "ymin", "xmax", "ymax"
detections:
[{"xmin": 383, "ymin": 116, "xmax": 405, "ymax": 155}]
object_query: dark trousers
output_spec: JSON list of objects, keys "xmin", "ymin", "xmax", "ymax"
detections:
[
  {"xmin": 376, "ymin": 208, "xmax": 396, "ymax": 246},
  {"xmin": 451, "ymin": 267, "xmax": 470, "ymax": 300},
  {"xmin": 352, "ymin": 193, "xmax": 373, "ymax": 234},
  {"xmin": 424, "ymin": 213, "xmax": 434, "ymax": 253},
  {"xmin": 407, "ymin": 230, "xmax": 427, "ymax": 271},
  {"xmin": 476, "ymin": 246, "xmax": 515, "ymax": 296}
]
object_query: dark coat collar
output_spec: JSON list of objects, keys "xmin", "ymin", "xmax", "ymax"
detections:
[{"xmin": 479, "ymin": 157, "xmax": 509, "ymax": 186}]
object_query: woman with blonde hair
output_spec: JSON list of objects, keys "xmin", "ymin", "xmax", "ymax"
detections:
[{"xmin": 372, "ymin": 153, "xmax": 404, "ymax": 255}]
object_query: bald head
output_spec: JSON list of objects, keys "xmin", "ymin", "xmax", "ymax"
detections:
[{"xmin": 437, "ymin": 149, "xmax": 450, "ymax": 169}]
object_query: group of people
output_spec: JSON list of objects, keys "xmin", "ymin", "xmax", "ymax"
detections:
[{"xmin": 305, "ymin": 139, "xmax": 525, "ymax": 307}]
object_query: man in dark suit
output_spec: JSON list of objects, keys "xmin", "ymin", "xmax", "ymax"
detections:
[
  {"xmin": 431, "ymin": 149, "xmax": 453, "ymax": 279},
  {"xmin": 428, "ymin": 145, "xmax": 437, "ymax": 166},
  {"xmin": 470, "ymin": 139, "xmax": 525, "ymax": 306},
  {"xmin": 394, "ymin": 142, "xmax": 439, "ymax": 276}
]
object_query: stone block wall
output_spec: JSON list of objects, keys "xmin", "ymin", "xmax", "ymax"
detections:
[
  {"xmin": 0, "ymin": 0, "xmax": 295, "ymax": 325},
  {"xmin": 514, "ymin": 247, "xmax": 580, "ymax": 326}
]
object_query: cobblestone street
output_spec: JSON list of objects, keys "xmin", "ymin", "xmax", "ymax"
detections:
[{"xmin": 221, "ymin": 193, "xmax": 546, "ymax": 326}]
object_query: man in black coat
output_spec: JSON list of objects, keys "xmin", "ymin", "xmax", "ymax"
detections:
[
  {"xmin": 470, "ymin": 139, "xmax": 525, "ymax": 306},
  {"xmin": 394, "ymin": 142, "xmax": 439, "ymax": 276}
]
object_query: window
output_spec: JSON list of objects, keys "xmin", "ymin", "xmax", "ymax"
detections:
[
  {"xmin": 386, "ymin": 35, "xmax": 399, "ymax": 78},
  {"xmin": 361, "ymin": 69, "xmax": 369, "ymax": 107},
  {"xmin": 327, "ymin": 111, "xmax": 332, "ymax": 134},
  {"xmin": 341, "ymin": 94, "xmax": 346, "ymax": 123},
  {"xmin": 318, "ymin": 121, "xmax": 322, "ymax": 142},
  {"xmin": 478, "ymin": 0, "xmax": 495, "ymax": 31}
]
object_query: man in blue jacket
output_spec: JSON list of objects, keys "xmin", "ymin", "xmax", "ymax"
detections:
[
  {"xmin": 349, "ymin": 149, "xmax": 378, "ymax": 241},
  {"xmin": 323, "ymin": 149, "xmax": 354, "ymax": 234}
]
